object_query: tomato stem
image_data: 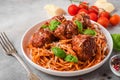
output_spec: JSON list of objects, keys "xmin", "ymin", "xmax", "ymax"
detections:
[
  {"xmin": 69, "ymin": 0, "xmax": 73, "ymax": 4},
  {"xmin": 69, "ymin": 0, "xmax": 81, "ymax": 3}
]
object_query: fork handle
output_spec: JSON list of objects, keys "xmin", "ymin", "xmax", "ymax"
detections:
[{"xmin": 12, "ymin": 53, "xmax": 31, "ymax": 74}]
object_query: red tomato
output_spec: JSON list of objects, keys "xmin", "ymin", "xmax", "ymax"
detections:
[
  {"xmin": 68, "ymin": 4, "xmax": 79, "ymax": 16},
  {"xmin": 109, "ymin": 14, "xmax": 120, "ymax": 26},
  {"xmin": 100, "ymin": 11, "xmax": 110, "ymax": 19},
  {"xmin": 80, "ymin": 1, "xmax": 88, "ymax": 4},
  {"xmin": 119, "ymin": 17, "xmax": 120, "ymax": 23},
  {"xmin": 89, "ymin": 13, "xmax": 98, "ymax": 21},
  {"xmin": 89, "ymin": 6, "xmax": 99, "ymax": 14},
  {"xmin": 79, "ymin": 2, "xmax": 88, "ymax": 10},
  {"xmin": 78, "ymin": 9, "xmax": 89, "ymax": 14},
  {"xmin": 97, "ymin": 17, "xmax": 109, "ymax": 28}
]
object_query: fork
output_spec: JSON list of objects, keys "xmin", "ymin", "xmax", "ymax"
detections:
[{"xmin": 0, "ymin": 32, "xmax": 42, "ymax": 80}]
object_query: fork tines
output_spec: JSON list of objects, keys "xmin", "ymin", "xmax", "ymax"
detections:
[{"xmin": 0, "ymin": 32, "xmax": 16, "ymax": 54}]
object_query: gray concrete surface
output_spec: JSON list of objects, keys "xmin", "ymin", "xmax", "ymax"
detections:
[{"xmin": 0, "ymin": 0, "xmax": 120, "ymax": 80}]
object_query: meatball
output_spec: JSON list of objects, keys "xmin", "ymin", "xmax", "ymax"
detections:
[
  {"xmin": 72, "ymin": 13, "xmax": 91, "ymax": 29},
  {"xmin": 54, "ymin": 20, "xmax": 78, "ymax": 40},
  {"xmin": 72, "ymin": 34, "xmax": 97, "ymax": 61},
  {"xmin": 51, "ymin": 15, "xmax": 66, "ymax": 23},
  {"xmin": 32, "ymin": 28, "xmax": 55, "ymax": 48}
]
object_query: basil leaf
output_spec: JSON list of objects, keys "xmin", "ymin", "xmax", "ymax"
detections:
[
  {"xmin": 49, "ymin": 20, "xmax": 61, "ymax": 31},
  {"xmin": 111, "ymin": 34, "xmax": 120, "ymax": 51},
  {"xmin": 83, "ymin": 29, "xmax": 96, "ymax": 36},
  {"xmin": 41, "ymin": 24, "xmax": 48, "ymax": 28},
  {"xmin": 65, "ymin": 54, "xmax": 78, "ymax": 63},
  {"xmin": 51, "ymin": 47, "xmax": 66, "ymax": 58},
  {"xmin": 75, "ymin": 20, "xmax": 83, "ymax": 33}
]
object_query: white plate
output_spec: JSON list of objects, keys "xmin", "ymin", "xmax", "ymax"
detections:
[{"xmin": 21, "ymin": 17, "xmax": 113, "ymax": 76}]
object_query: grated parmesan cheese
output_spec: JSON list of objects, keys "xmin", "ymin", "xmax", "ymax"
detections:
[
  {"xmin": 94, "ymin": 0, "xmax": 115, "ymax": 13},
  {"xmin": 44, "ymin": 4, "xmax": 66, "ymax": 16}
]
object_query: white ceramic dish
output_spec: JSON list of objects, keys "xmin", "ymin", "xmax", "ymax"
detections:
[
  {"xmin": 21, "ymin": 17, "xmax": 113, "ymax": 77},
  {"xmin": 109, "ymin": 54, "xmax": 120, "ymax": 77}
]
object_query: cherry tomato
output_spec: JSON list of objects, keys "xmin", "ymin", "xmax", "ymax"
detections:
[
  {"xmin": 68, "ymin": 4, "xmax": 79, "ymax": 16},
  {"xmin": 78, "ymin": 9, "xmax": 89, "ymax": 14},
  {"xmin": 109, "ymin": 14, "xmax": 120, "ymax": 26},
  {"xmin": 80, "ymin": 1, "xmax": 88, "ymax": 4},
  {"xmin": 97, "ymin": 17, "xmax": 109, "ymax": 28},
  {"xmin": 119, "ymin": 17, "xmax": 120, "ymax": 23},
  {"xmin": 89, "ymin": 6, "xmax": 99, "ymax": 14},
  {"xmin": 79, "ymin": 2, "xmax": 88, "ymax": 10},
  {"xmin": 89, "ymin": 13, "xmax": 98, "ymax": 21},
  {"xmin": 100, "ymin": 11, "xmax": 110, "ymax": 19}
]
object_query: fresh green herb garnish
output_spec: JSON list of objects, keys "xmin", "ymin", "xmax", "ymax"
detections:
[
  {"xmin": 51, "ymin": 47, "xmax": 66, "ymax": 58},
  {"xmin": 51, "ymin": 47, "xmax": 78, "ymax": 63},
  {"xmin": 75, "ymin": 20, "xmax": 83, "ymax": 33},
  {"xmin": 111, "ymin": 34, "xmax": 120, "ymax": 51},
  {"xmin": 64, "ymin": 54, "xmax": 78, "ymax": 63},
  {"xmin": 83, "ymin": 29, "xmax": 96, "ymax": 36},
  {"xmin": 41, "ymin": 24, "xmax": 48, "ymax": 28},
  {"xmin": 49, "ymin": 20, "xmax": 61, "ymax": 31}
]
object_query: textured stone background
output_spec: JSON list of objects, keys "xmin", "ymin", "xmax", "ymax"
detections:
[{"xmin": 0, "ymin": 0, "xmax": 120, "ymax": 80}]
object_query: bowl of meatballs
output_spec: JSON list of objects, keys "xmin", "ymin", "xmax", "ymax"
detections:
[{"xmin": 21, "ymin": 13, "xmax": 113, "ymax": 76}]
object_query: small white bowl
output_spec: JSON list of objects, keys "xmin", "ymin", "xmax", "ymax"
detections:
[
  {"xmin": 21, "ymin": 19, "xmax": 113, "ymax": 77},
  {"xmin": 109, "ymin": 54, "xmax": 120, "ymax": 77}
]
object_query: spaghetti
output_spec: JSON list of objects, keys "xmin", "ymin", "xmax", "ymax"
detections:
[{"xmin": 27, "ymin": 14, "xmax": 109, "ymax": 71}]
